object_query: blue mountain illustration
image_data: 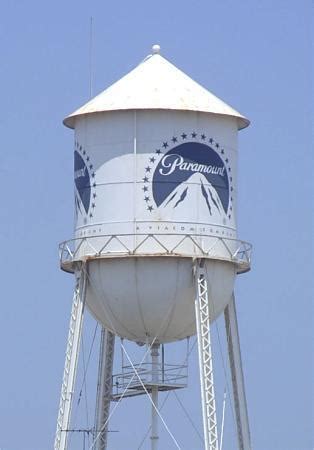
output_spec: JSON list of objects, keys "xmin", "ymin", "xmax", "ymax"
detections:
[
  {"xmin": 152, "ymin": 142, "xmax": 229, "ymax": 213},
  {"xmin": 74, "ymin": 151, "xmax": 91, "ymax": 215},
  {"xmin": 160, "ymin": 173, "xmax": 226, "ymax": 218}
]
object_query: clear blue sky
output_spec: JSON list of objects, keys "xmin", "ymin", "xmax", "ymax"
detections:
[{"xmin": 0, "ymin": 1, "xmax": 312, "ymax": 449}]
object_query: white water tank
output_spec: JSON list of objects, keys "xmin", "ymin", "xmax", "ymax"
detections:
[{"xmin": 61, "ymin": 46, "xmax": 250, "ymax": 344}]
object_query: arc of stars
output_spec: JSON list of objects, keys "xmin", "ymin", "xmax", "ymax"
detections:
[
  {"xmin": 75, "ymin": 140, "xmax": 97, "ymax": 223},
  {"xmin": 143, "ymin": 131, "xmax": 234, "ymax": 221}
]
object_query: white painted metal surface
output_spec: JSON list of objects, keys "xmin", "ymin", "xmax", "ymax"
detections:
[
  {"xmin": 68, "ymin": 101, "xmax": 246, "ymax": 342},
  {"xmin": 85, "ymin": 257, "xmax": 235, "ymax": 343},
  {"xmin": 225, "ymin": 295, "xmax": 252, "ymax": 450},
  {"xmin": 64, "ymin": 48, "xmax": 249, "ymax": 130},
  {"xmin": 73, "ymin": 110, "xmax": 239, "ymax": 242},
  {"xmin": 195, "ymin": 260, "xmax": 219, "ymax": 450},
  {"xmin": 54, "ymin": 267, "xmax": 86, "ymax": 450}
]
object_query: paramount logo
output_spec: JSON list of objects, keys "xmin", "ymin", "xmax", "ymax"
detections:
[
  {"xmin": 74, "ymin": 166, "xmax": 87, "ymax": 179},
  {"xmin": 159, "ymin": 154, "xmax": 225, "ymax": 177}
]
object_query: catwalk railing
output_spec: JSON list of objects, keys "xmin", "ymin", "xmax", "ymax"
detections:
[{"xmin": 59, "ymin": 233, "xmax": 252, "ymax": 274}]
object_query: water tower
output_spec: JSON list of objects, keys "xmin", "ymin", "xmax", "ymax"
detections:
[{"xmin": 54, "ymin": 45, "xmax": 252, "ymax": 450}]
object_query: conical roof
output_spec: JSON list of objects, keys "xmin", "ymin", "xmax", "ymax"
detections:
[{"xmin": 64, "ymin": 45, "xmax": 249, "ymax": 130}]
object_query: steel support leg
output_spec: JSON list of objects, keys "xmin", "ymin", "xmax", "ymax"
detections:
[
  {"xmin": 224, "ymin": 294, "xmax": 252, "ymax": 450},
  {"xmin": 94, "ymin": 327, "xmax": 115, "ymax": 450},
  {"xmin": 54, "ymin": 265, "xmax": 87, "ymax": 450},
  {"xmin": 194, "ymin": 261, "xmax": 219, "ymax": 450}
]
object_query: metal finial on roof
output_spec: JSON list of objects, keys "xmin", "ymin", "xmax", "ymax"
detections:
[{"xmin": 152, "ymin": 44, "xmax": 161, "ymax": 54}]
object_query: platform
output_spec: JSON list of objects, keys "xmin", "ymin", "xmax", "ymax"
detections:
[{"xmin": 111, "ymin": 362, "xmax": 188, "ymax": 401}]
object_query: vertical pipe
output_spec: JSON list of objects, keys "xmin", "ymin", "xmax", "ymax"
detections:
[
  {"xmin": 133, "ymin": 110, "xmax": 137, "ymax": 242},
  {"xmin": 121, "ymin": 338, "xmax": 125, "ymax": 372},
  {"xmin": 151, "ymin": 344, "xmax": 160, "ymax": 450},
  {"xmin": 161, "ymin": 344, "xmax": 165, "ymax": 383}
]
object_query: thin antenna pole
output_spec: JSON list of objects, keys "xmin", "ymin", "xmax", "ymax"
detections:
[{"xmin": 89, "ymin": 16, "xmax": 93, "ymax": 98}]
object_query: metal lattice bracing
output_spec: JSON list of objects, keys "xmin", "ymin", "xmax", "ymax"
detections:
[
  {"xmin": 194, "ymin": 261, "xmax": 219, "ymax": 450},
  {"xmin": 54, "ymin": 265, "xmax": 86, "ymax": 450},
  {"xmin": 59, "ymin": 233, "xmax": 252, "ymax": 275},
  {"xmin": 94, "ymin": 328, "xmax": 115, "ymax": 450},
  {"xmin": 224, "ymin": 294, "xmax": 252, "ymax": 450}
]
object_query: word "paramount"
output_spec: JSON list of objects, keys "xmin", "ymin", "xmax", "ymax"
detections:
[{"xmin": 159, "ymin": 154, "xmax": 225, "ymax": 176}]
